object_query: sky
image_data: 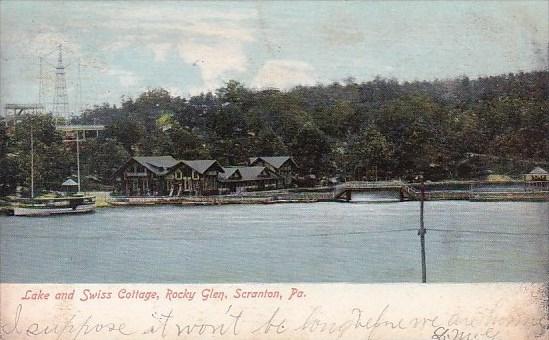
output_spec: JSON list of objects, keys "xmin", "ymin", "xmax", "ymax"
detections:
[{"xmin": 1, "ymin": 1, "xmax": 548, "ymax": 112}]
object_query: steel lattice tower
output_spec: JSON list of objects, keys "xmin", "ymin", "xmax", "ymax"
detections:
[{"xmin": 53, "ymin": 44, "xmax": 69, "ymax": 121}]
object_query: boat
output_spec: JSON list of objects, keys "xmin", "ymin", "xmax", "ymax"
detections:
[
  {"xmin": 13, "ymin": 195, "xmax": 96, "ymax": 216},
  {"xmin": 13, "ymin": 122, "xmax": 97, "ymax": 216}
]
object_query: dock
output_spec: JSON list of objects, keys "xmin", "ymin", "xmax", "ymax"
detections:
[
  {"xmin": 109, "ymin": 191, "xmax": 334, "ymax": 206},
  {"xmin": 333, "ymin": 180, "xmax": 549, "ymax": 202},
  {"xmin": 3, "ymin": 180, "xmax": 547, "ymax": 214}
]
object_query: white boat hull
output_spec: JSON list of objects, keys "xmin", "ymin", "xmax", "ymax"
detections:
[{"xmin": 13, "ymin": 203, "xmax": 96, "ymax": 216}]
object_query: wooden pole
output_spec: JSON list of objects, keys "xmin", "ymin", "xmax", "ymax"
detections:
[
  {"xmin": 30, "ymin": 125, "xmax": 34, "ymax": 199},
  {"xmin": 419, "ymin": 176, "xmax": 427, "ymax": 283},
  {"xmin": 76, "ymin": 131, "xmax": 81, "ymax": 193}
]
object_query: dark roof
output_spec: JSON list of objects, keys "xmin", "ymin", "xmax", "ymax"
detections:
[
  {"xmin": 115, "ymin": 156, "xmax": 225, "ymax": 177},
  {"xmin": 182, "ymin": 160, "xmax": 224, "ymax": 174},
  {"xmin": 220, "ymin": 166, "xmax": 279, "ymax": 182},
  {"xmin": 528, "ymin": 167, "xmax": 548, "ymax": 175},
  {"xmin": 218, "ymin": 167, "xmax": 241, "ymax": 180},
  {"xmin": 133, "ymin": 156, "xmax": 179, "ymax": 175},
  {"xmin": 249, "ymin": 156, "xmax": 297, "ymax": 169}
]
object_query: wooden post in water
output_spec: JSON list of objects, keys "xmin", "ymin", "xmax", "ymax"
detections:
[{"xmin": 418, "ymin": 176, "xmax": 427, "ymax": 283}]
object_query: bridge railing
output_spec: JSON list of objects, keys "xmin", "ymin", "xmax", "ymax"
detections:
[
  {"xmin": 337, "ymin": 180, "xmax": 405, "ymax": 188},
  {"xmin": 333, "ymin": 180, "xmax": 406, "ymax": 197}
]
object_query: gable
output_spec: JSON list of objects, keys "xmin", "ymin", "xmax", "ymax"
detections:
[
  {"xmin": 114, "ymin": 158, "xmax": 150, "ymax": 177},
  {"xmin": 183, "ymin": 160, "xmax": 225, "ymax": 175},
  {"xmin": 250, "ymin": 156, "xmax": 297, "ymax": 169},
  {"xmin": 529, "ymin": 167, "xmax": 548, "ymax": 175},
  {"xmin": 229, "ymin": 169, "xmax": 242, "ymax": 180},
  {"xmin": 166, "ymin": 161, "xmax": 194, "ymax": 177}
]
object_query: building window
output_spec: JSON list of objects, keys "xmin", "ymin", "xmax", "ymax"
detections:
[{"xmin": 175, "ymin": 170, "xmax": 183, "ymax": 180}]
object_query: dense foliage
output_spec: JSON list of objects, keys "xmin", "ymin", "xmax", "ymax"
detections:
[{"xmin": 1, "ymin": 71, "xmax": 547, "ymax": 195}]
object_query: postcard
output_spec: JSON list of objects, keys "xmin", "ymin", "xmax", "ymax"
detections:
[{"xmin": 0, "ymin": 1, "xmax": 548, "ymax": 339}]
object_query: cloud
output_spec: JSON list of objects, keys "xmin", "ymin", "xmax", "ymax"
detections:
[
  {"xmin": 106, "ymin": 68, "xmax": 140, "ymax": 88},
  {"xmin": 149, "ymin": 43, "xmax": 172, "ymax": 63},
  {"xmin": 166, "ymin": 86, "xmax": 184, "ymax": 97},
  {"xmin": 252, "ymin": 60, "xmax": 317, "ymax": 89},
  {"xmin": 1, "ymin": 25, "xmax": 82, "ymax": 63},
  {"xmin": 98, "ymin": 5, "xmax": 257, "ymax": 44},
  {"xmin": 96, "ymin": 5, "xmax": 257, "ymax": 91},
  {"xmin": 322, "ymin": 27, "xmax": 364, "ymax": 47},
  {"xmin": 177, "ymin": 40, "xmax": 248, "ymax": 91},
  {"xmin": 101, "ymin": 5, "xmax": 256, "ymax": 23}
]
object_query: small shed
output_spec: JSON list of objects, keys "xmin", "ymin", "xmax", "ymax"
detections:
[{"xmin": 61, "ymin": 178, "xmax": 78, "ymax": 193}]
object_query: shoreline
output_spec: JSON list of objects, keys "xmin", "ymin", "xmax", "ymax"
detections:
[
  {"xmin": 3, "ymin": 197, "xmax": 547, "ymax": 216},
  {"xmin": 2, "ymin": 181, "xmax": 548, "ymax": 215}
]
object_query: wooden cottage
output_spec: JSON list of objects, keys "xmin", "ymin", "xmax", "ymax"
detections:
[
  {"xmin": 114, "ymin": 156, "xmax": 224, "ymax": 196},
  {"xmin": 249, "ymin": 156, "xmax": 298, "ymax": 187},
  {"xmin": 165, "ymin": 160, "xmax": 224, "ymax": 196},
  {"xmin": 113, "ymin": 156, "xmax": 179, "ymax": 196},
  {"xmin": 218, "ymin": 166, "xmax": 281, "ymax": 193}
]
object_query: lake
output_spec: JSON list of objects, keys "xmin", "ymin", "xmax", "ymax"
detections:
[{"xmin": 1, "ymin": 199, "xmax": 547, "ymax": 283}]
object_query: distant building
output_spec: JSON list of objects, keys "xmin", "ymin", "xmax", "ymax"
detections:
[
  {"xmin": 523, "ymin": 167, "xmax": 549, "ymax": 191},
  {"xmin": 218, "ymin": 166, "xmax": 281, "ymax": 193},
  {"xmin": 167, "ymin": 160, "xmax": 224, "ymax": 196},
  {"xmin": 249, "ymin": 156, "xmax": 298, "ymax": 187},
  {"xmin": 113, "ymin": 156, "xmax": 224, "ymax": 196},
  {"xmin": 524, "ymin": 167, "xmax": 549, "ymax": 181},
  {"xmin": 3, "ymin": 104, "xmax": 45, "ymax": 130},
  {"xmin": 61, "ymin": 178, "xmax": 78, "ymax": 193},
  {"xmin": 114, "ymin": 155, "xmax": 299, "ymax": 196},
  {"xmin": 113, "ymin": 156, "xmax": 178, "ymax": 196}
]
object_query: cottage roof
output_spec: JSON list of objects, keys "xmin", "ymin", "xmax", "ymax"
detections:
[
  {"xmin": 182, "ymin": 160, "xmax": 224, "ymax": 174},
  {"xmin": 528, "ymin": 167, "xmax": 548, "ymax": 175},
  {"xmin": 249, "ymin": 156, "xmax": 297, "ymax": 169},
  {"xmin": 218, "ymin": 167, "xmax": 241, "ymax": 180},
  {"xmin": 220, "ymin": 166, "xmax": 278, "ymax": 182},
  {"xmin": 133, "ymin": 156, "xmax": 179, "ymax": 175},
  {"xmin": 61, "ymin": 178, "xmax": 78, "ymax": 186}
]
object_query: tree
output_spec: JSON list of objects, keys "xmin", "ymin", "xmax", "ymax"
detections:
[
  {"xmin": 79, "ymin": 138, "xmax": 130, "ymax": 187},
  {"xmin": 349, "ymin": 126, "xmax": 394, "ymax": 179},
  {"xmin": 290, "ymin": 123, "xmax": 331, "ymax": 175},
  {"xmin": 106, "ymin": 114, "xmax": 144, "ymax": 155},
  {"xmin": 2, "ymin": 70, "xmax": 543, "ymax": 194},
  {"xmin": 9, "ymin": 115, "xmax": 72, "ymax": 195},
  {"xmin": 0, "ymin": 124, "xmax": 21, "ymax": 195},
  {"xmin": 312, "ymin": 100, "xmax": 356, "ymax": 138},
  {"xmin": 168, "ymin": 125, "xmax": 210, "ymax": 160}
]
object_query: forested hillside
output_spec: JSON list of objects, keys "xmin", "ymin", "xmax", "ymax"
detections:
[{"xmin": 1, "ymin": 71, "xmax": 548, "ymax": 194}]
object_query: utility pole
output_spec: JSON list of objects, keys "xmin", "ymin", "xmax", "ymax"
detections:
[
  {"xmin": 418, "ymin": 175, "xmax": 427, "ymax": 283},
  {"xmin": 58, "ymin": 126, "xmax": 105, "ymax": 194},
  {"xmin": 30, "ymin": 124, "xmax": 34, "ymax": 199},
  {"xmin": 78, "ymin": 59, "xmax": 82, "ymax": 115},
  {"xmin": 76, "ymin": 130, "xmax": 81, "ymax": 193}
]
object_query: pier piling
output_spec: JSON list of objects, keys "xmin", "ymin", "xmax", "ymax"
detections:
[{"xmin": 418, "ymin": 177, "xmax": 427, "ymax": 283}]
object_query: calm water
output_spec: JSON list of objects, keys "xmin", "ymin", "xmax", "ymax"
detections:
[{"xmin": 1, "ymin": 198, "xmax": 547, "ymax": 283}]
